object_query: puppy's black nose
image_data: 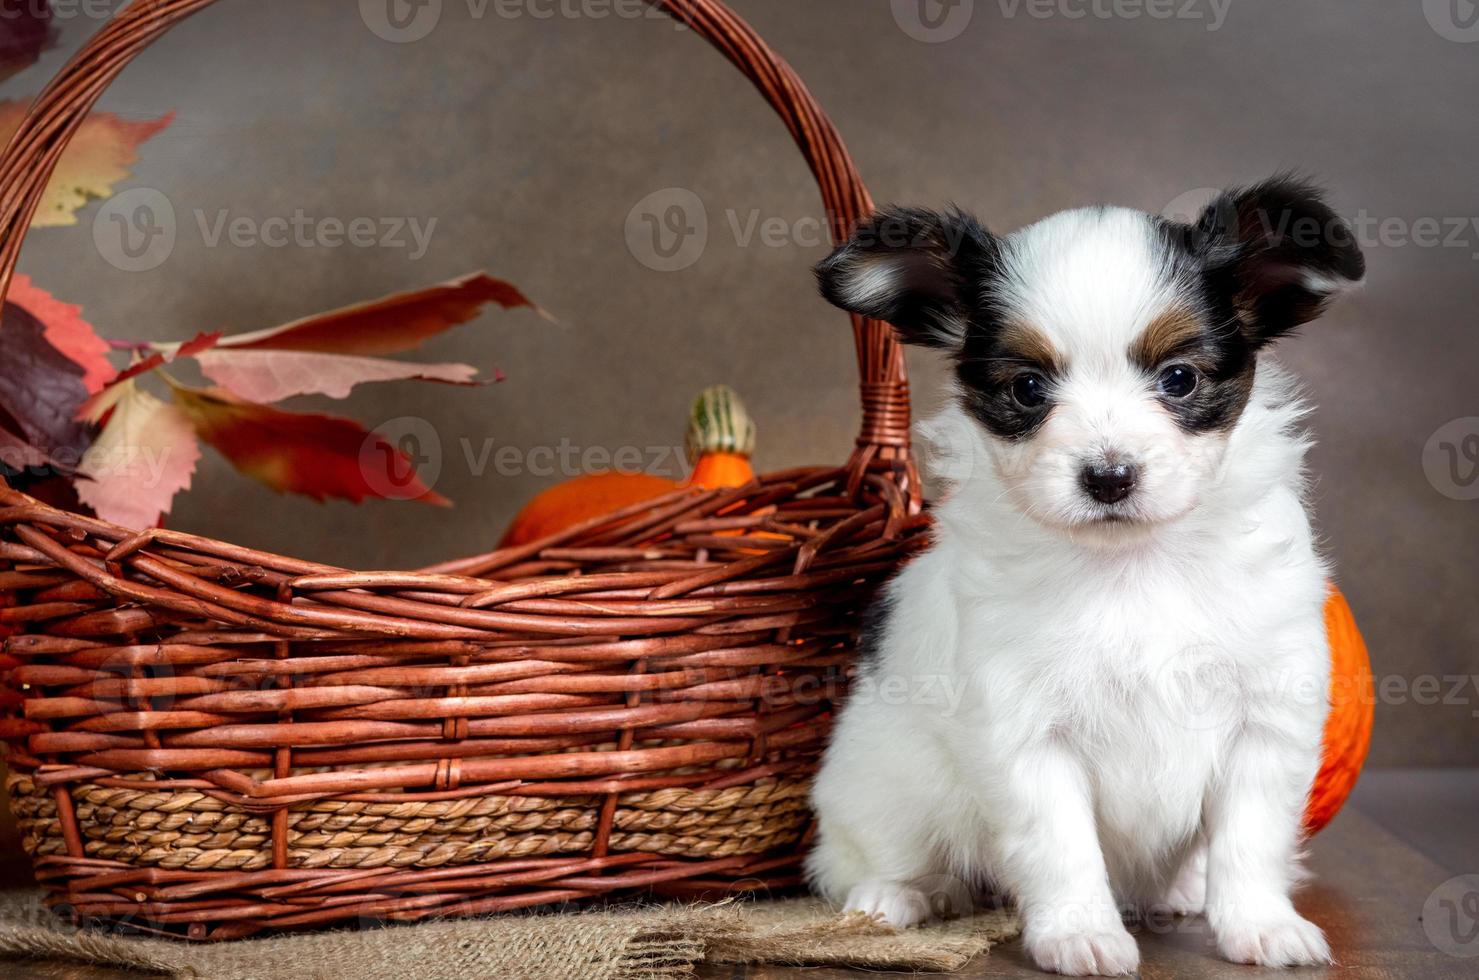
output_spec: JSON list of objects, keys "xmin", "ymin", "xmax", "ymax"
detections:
[{"xmin": 1081, "ymin": 463, "xmax": 1137, "ymax": 504}]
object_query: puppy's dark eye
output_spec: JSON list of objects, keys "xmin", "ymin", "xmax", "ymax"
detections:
[
  {"xmin": 1011, "ymin": 373, "xmax": 1049, "ymax": 408},
  {"xmin": 1158, "ymin": 364, "xmax": 1198, "ymax": 399}
]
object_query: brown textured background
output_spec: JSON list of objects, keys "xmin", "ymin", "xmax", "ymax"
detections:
[{"xmin": 0, "ymin": 0, "xmax": 1474, "ymax": 780}]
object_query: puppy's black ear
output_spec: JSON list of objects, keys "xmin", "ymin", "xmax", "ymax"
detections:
[
  {"xmin": 815, "ymin": 207, "xmax": 997, "ymax": 350},
  {"xmin": 1193, "ymin": 175, "xmax": 1364, "ymax": 347}
]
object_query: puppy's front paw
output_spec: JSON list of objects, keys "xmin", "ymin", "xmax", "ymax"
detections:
[
  {"xmin": 1024, "ymin": 925, "xmax": 1140, "ymax": 977},
  {"xmin": 1215, "ymin": 912, "xmax": 1332, "ymax": 967},
  {"xmin": 844, "ymin": 880, "xmax": 930, "ymax": 928}
]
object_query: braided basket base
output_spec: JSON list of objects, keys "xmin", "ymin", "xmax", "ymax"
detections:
[
  {"xmin": 6, "ymin": 772, "xmax": 814, "ymax": 939},
  {"xmin": 9, "ymin": 773, "xmax": 811, "ymax": 871}
]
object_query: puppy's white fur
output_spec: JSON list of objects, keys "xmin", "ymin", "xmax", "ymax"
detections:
[{"xmin": 808, "ymin": 206, "xmax": 1341, "ymax": 976}]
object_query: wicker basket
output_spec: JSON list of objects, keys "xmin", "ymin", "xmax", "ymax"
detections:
[{"xmin": 0, "ymin": 0, "xmax": 928, "ymax": 942}]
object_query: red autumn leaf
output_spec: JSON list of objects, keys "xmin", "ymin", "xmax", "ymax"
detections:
[
  {"xmin": 0, "ymin": 302, "xmax": 93, "ymax": 468},
  {"xmin": 0, "ymin": 101, "xmax": 173, "ymax": 227},
  {"xmin": 0, "ymin": 4, "xmax": 54, "ymax": 83},
  {"xmin": 194, "ymin": 349, "xmax": 482, "ymax": 403},
  {"xmin": 76, "ymin": 330, "xmax": 221, "ymax": 420},
  {"xmin": 75, "ymin": 379, "xmax": 199, "ymax": 529},
  {"xmin": 169, "ymin": 384, "xmax": 449, "ymax": 507},
  {"xmin": 6, "ymin": 274, "xmax": 115, "ymax": 393},
  {"xmin": 205, "ymin": 272, "xmax": 547, "ymax": 356}
]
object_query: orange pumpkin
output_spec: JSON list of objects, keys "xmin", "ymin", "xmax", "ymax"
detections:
[
  {"xmin": 1305, "ymin": 586, "xmax": 1374, "ymax": 833},
  {"xmin": 687, "ymin": 451, "xmax": 754, "ymax": 492},
  {"xmin": 501, "ymin": 385, "xmax": 756, "ymax": 547},
  {"xmin": 499, "ymin": 470, "xmax": 680, "ymax": 547}
]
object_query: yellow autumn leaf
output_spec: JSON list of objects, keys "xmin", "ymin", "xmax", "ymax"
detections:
[
  {"xmin": 0, "ymin": 101, "xmax": 172, "ymax": 228},
  {"xmin": 76, "ymin": 379, "xmax": 200, "ymax": 529}
]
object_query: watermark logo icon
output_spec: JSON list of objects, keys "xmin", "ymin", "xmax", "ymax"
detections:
[
  {"xmin": 892, "ymin": 0, "xmax": 974, "ymax": 42},
  {"xmin": 361, "ymin": 416, "xmax": 443, "ymax": 500},
  {"xmin": 915, "ymin": 411, "xmax": 987, "ymax": 485},
  {"xmin": 1424, "ymin": 0, "xmax": 1479, "ymax": 42},
  {"xmin": 361, "ymin": 0, "xmax": 443, "ymax": 42},
  {"xmin": 1423, "ymin": 418, "xmax": 1479, "ymax": 501},
  {"xmin": 911, "ymin": 874, "xmax": 976, "ymax": 920},
  {"xmin": 1424, "ymin": 875, "xmax": 1479, "ymax": 956},
  {"xmin": 1161, "ymin": 187, "xmax": 1220, "ymax": 226},
  {"xmin": 92, "ymin": 187, "xmax": 176, "ymax": 273},
  {"xmin": 1158, "ymin": 644, "xmax": 1244, "ymax": 732},
  {"xmin": 625, "ymin": 187, "xmax": 708, "ymax": 272}
]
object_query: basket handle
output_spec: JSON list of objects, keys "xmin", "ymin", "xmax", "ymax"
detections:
[{"xmin": 0, "ymin": 0, "xmax": 918, "ymax": 502}]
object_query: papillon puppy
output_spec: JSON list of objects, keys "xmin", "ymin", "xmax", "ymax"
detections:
[{"xmin": 806, "ymin": 176, "xmax": 1364, "ymax": 976}]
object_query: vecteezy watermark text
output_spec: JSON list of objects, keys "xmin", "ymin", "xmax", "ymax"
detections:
[
  {"xmin": 890, "ymin": 0, "xmax": 1231, "ymax": 42},
  {"xmin": 361, "ymin": 417, "xmax": 694, "ymax": 500},
  {"xmin": 195, "ymin": 209, "xmax": 436, "ymax": 259},
  {"xmin": 624, "ymin": 187, "xmax": 860, "ymax": 273},
  {"xmin": 0, "ymin": 0, "xmax": 127, "ymax": 22},
  {"xmin": 1164, "ymin": 187, "xmax": 1479, "ymax": 260},
  {"xmin": 995, "ymin": 0, "xmax": 1231, "ymax": 30},
  {"xmin": 92, "ymin": 187, "xmax": 438, "ymax": 272}
]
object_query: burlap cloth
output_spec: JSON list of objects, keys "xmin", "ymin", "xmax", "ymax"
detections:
[{"xmin": 0, "ymin": 890, "xmax": 1019, "ymax": 979}]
